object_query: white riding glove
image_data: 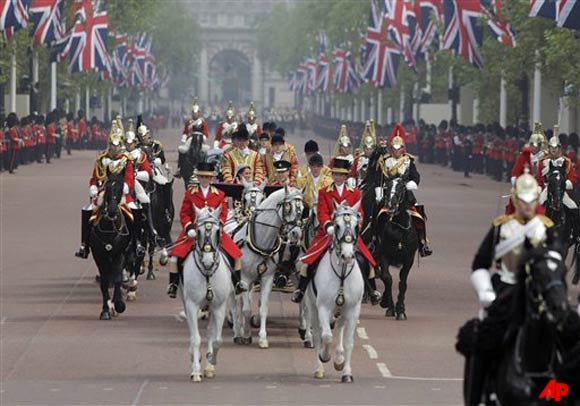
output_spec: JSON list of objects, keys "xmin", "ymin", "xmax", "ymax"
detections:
[
  {"xmin": 187, "ymin": 228, "xmax": 197, "ymax": 239},
  {"xmin": 136, "ymin": 171, "xmax": 150, "ymax": 182},
  {"xmin": 89, "ymin": 185, "xmax": 98, "ymax": 198},
  {"xmin": 406, "ymin": 180, "xmax": 418, "ymax": 191},
  {"xmin": 153, "ymin": 158, "xmax": 162, "ymax": 167},
  {"xmin": 101, "ymin": 157, "xmax": 112, "ymax": 167},
  {"xmin": 213, "ymin": 140, "xmax": 220, "ymax": 149},
  {"xmin": 374, "ymin": 186, "xmax": 383, "ymax": 202},
  {"xmin": 471, "ymin": 269, "xmax": 496, "ymax": 308},
  {"xmin": 123, "ymin": 183, "xmax": 129, "ymax": 195},
  {"xmin": 566, "ymin": 179, "xmax": 573, "ymax": 190},
  {"xmin": 326, "ymin": 225, "xmax": 334, "ymax": 236}
]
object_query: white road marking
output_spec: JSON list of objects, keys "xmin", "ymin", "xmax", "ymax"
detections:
[
  {"xmin": 0, "ymin": 317, "xmax": 6, "ymax": 325},
  {"xmin": 158, "ymin": 386, "xmax": 168, "ymax": 390},
  {"xmin": 356, "ymin": 327, "xmax": 368, "ymax": 340},
  {"xmin": 132, "ymin": 379, "xmax": 149, "ymax": 406},
  {"xmin": 387, "ymin": 376, "xmax": 462, "ymax": 382},
  {"xmin": 374, "ymin": 385, "xmax": 386, "ymax": 389},
  {"xmin": 103, "ymin": 387, "xmax": 113, "ymax": 391},
  {"xmin": 319, "ymin": 384, "xmax": 331, "ymax": 388},
  {"xmin": 266, "ymin": 385, "xmax": 277, "ymax": 389},
  {"xmin": 49, "ymin": 388, "xmax": 60, "ymax": 392},
  {"xmin": 432, "ymin": 388, "xmax": 441, "ymax": 391},
  {"xmin": 362, "ymin": 344, "xmax": 378, "ymax": 359},
  {"xmin": 376, "ymin": 362, "xmax": 392, "ymax": 378}
]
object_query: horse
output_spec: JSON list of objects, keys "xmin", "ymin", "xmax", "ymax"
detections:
[
  {"xmin": 305, "ymin": 200, "xmax": 364, "ymax": 383},
  {"xmin": 544, "ymin": 162, "xmax": 574, "ymax": 251},
  {"xmin": 232, "ymin": 187, "xmax": 304, "ymax": 348},
  {"xmin": 461, "ymin": 244, "xmax": 578, "ymax": 406},
  {"xmin": 182, "ymin": 206, "xmax": 232, "ymax": 382},
  {"xmin": 363, "ymin": 176, "xmax": 419, "ymax": 320},
  {"xmin": 178, "ymin": 131, "xmax": 206, "ymax": 190},
  {"xmin": 89, "ymin": 170, "xmax": 132, "ymax": 320},
  {"xmin": 224, "ymin": 180, "xmax": 266, "ymax": 236}
]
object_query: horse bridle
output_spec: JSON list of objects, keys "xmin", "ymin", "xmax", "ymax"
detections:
[
  {"xmin": 329, "ymin": 210, "xmax": 358, "ymax": 306},
  {"xmin": 524, "ymin": 253, "xmax": 565, "ymax": 322},
  {"xmin": 194, "ymin": 217, "xmax": 221, "ymax": 277},
  {"xmin": 380, "ymin": 178, "xmax": 411, "ymax": 229}
]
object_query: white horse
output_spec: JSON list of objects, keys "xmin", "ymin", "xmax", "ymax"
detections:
[
  {"xmin": 182, "ymin": 206, "xmax": 232, "ymax": 382},
  {"xmin": 305, "ymin": 200, "xmax": 364, "ymax": 383},
  {"xmin": 232, "ymin": 187, "xmax": 304, "ymax": 348},
  {"xmin": 223, "ymin": 180, "xmax": 265, "ymax": 236}
]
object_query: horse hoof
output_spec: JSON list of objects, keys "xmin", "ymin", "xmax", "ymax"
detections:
[
  {"xmin": 298, "ymin": 328, "xmax": 306, "ymax": 340},
  {"xmin": 334, "ymin": 361, "xmax": 345, "ymax": 371},
  {"xmin": 385, "ymin": 308, "xmax": 395, "ymax": 317},
  {"xmin": 319, "ymin": 353, "xmax": 331, "ymax": 364},
  {"xmin": 250, "ymin": 315, "xmax": 260, "ymax": 328},
  {"xmin": 107, "ymin": 301, "xmax": 117, "ymax": 317},
  {"xmin": 99, "ymin": 311, "xmax": 111, "ymax": 320},
  {"xmin": 233, "ymin": 337, "xmax": 242, "ymax": 345},
  {"xmin": 114, "ymin": 300, "xmax": 126, "ymax": 314},
  {"xmin": 204, "ymin": 367, "xmax": 215, "ymax": 379},
  {"xmin": 243, "ymin": 337, "xmax": 253, "ymax": 345},
  {"xmin": 314, "ymin": 370, "xmax": 325, "ymax": 379},
  {"xmin": 190, "ymin": 374, "xmax": 202, "ymax": 383},
  {"xmin": 304, "ymin": 340, "xmax": 314, "ymax": 349},
  {"xmin": 126, "ymin": 292, "xmax": 136, "ymax": 302},
  {"xmin": 258, "ymin": 339, "xmax": 269, "ymax": 349},
  {"xmin": 341, "ymin": 375, "xmax": 354, "ymax": 383},
  {"xmin": 396, "ymin": 312, "xmax": 407, "ymax": 321}
]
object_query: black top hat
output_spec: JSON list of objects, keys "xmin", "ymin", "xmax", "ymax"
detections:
[
  {"xmin": 195, "ymin": 162, "xmax": 217, "ymax": 176},
  {"xmin": 331, "ymin": 158, "xmax": 351, "ymax": 174},
  {"xmin": 259, "ymin": 132, "xmax": 270, "ymax": 140},
  {"xmin": 271, "ymin": 134, "xmax": 284, "ymax": 145},
  {"xmin": 273, "ymin": 160, "xmax": 292, "ymax": 172},
  {"xmin": 304, "ymin": 140, "xmax": 319, "ymax": 153},
  {"xmin": 234, "ymin": 124, "xmax": 249, "ymax": 140}
]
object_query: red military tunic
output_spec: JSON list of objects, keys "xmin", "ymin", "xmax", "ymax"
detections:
[
  {"xmin": 300, "ymin": 183, "xmax": 376, "ymax": 267},
  {"xmin": 511, "ymin": 146, "xmax": 533, "ymax": 179},
  {"xmin": 46, "ymin": 123, "xmax": 56, "ymax": 144},
  {"xmin": 182, "ymin": 118, "xmax": 209, "ymax": 139},
  {"xmin": 536, "ymin": 155, "xmax": 577, "ymax": 189},
  {"xmin": 89, "ymin": 152, "xmax": 135, "ymax": 205},
  {"xmin": 78, "ymin": 118, "xmax": 87, "ymax": 140},
  {"xmin": 169, "ymin": 185, "xmax": 242, "ymax": 259}
]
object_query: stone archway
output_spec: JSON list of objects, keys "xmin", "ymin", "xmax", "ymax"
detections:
[{"xmin": 208, "ymin": 49, "xmax": 252, "ymax": 105}]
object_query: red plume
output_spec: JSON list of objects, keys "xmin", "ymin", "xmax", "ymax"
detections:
[{"xmin": 388, "ymin": 123, "xmax": 407, "ymax": 146}]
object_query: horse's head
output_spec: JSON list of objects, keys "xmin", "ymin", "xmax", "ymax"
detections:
[
  {"xmin": 519, "ymin": 244, "xmax": 569, "ymax": 327},
  {"xmin": 279, "ymin": 186, "xmax": 304, "ymax": 245},
  {"xmin": 332, "ymin": 200, "xmax": 360, "ymax": 264},
  {"xmin": 381, "ymin": 177, "xmax": 407, "ymax": 218},
  {"xmin": 103, "ymin": 169, "xmax": 125, "ymax": 220},
  {"xmin": 194, "ymin": 206, "xmax": 221, "ymax": 269},
  {"xmin": 241, "ymin": 179, "xmax": 265, "ymax": 213},
  {"xmin": 547, "ymin": 162, "xmax": 566, "ymax": 212}
]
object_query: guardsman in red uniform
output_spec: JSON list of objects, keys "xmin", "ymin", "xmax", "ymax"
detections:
[
  {"xmin": 21, "ymin": 116, "xmax": 33, "ymax": 164},
  {"xmin": 6, "ymin": 113, "xmax": 22, "ymax": 173},
  {"xmin": 67, "ymin": 112, "xmax": 77, "ymax": 151},
  {"xmin": 214, "ymin": 101, "xmax": 238, "ymax": 150},
  {"xmin": 291, "ymin": 158, "xmax": 378, "ymax": 303},
  {"xmin": 33, "ymin": 115, "xmax": 46, "ymax": 163},
  {"xmin": 75, "ymin": 121, "xmax": 142, "ymax": 259},
  {"xmin": 45, "ymin": 112, "xmax": 57, "ymax": 163},
  {"xmin": 181, "ymin": 98, "xmax": 209, "ymax": 142},
  {"xmin": 167, "ymin": 162, "xmax": 247, "ymax": 298},
  {"xmin": 0, "ymin": 127, "xmax": 6, "ymax": 172},
  {"xmin": 77, "ymin": 110, "xmax": 87, "ymax": 148}
]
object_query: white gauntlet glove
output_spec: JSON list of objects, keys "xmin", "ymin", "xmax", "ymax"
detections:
[
  {"xmin": 471, "ymin": 269, "xmax": 496, "ymax": 308},
  {"xmin": 101, "ymin": 157, "xmax": 112, "ymax": 167},
  {"xmin": 153, "ymin": 158, "xmax": 162, "ymax": 167},
  {"xmin": 405, "ymin": 180, "xmax": 418, "ymax": 191},
  {"xmin": 187, "ymin": 228, "xmax": 197, "ymax": 239},
  {"xmin": 123, "ymin": 183, "xmax": 129, "ymax": 195},
  {"xmin": 566, "ymin": 179, "xmax": 573, "ymax": 190},
  {"xmin": 89, "ymin": 185, "xmax": 98, "ymax": 198},
  {"xmin": 374, "ymin": 186, "xmax": 383, "ymax": 202},
  {"xmin": 326, "ymin": 225, "xmax": 334, "ymax": 236}
]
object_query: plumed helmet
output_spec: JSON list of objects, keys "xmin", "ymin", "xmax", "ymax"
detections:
[
  {"xmin": 512, "ymin": 168, "xmax": 540, "ymax": 203},
  {"xmin": 225, "ymin": 101, "xmax": 234, "ymax": 120},
  {"xmin": 360, "ymin": 120, "xmax": 376, "ymax": 150},
  {"xmin": 338, "ymin": 125, "xmax": 351, "ymax": 147},
  {"xmin": 191, "ymin": 97, "xmax": 200, "ymax": 114},
  {"xmin": 548, "ymin": 134, "xmax": 561, "ymax": 148},
  {"xmin": 247, "ymin": 102, "xmax": 256, "ymax": 120},
  {"xmin": 528, "ymin": 122, "xmax": 546, "ymax": 148},
  {"xmin": 138, "ymin": 122, "xmax": 151, "ymax": 144},
  {"xmin": 125, "ymin": 119, "xmax": 137, "ymax": 145},
  {"xmin": 108, "ymin": 120, "xmax": 123, "ymax": 147},
  {"xmin": 389, "ymin": 123, "xmax": 406, "ymax": 151}
]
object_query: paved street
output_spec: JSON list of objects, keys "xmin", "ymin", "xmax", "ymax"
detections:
[{"xmin": 1, "ymin": 127, "xmax": 578, "ymax": 405}]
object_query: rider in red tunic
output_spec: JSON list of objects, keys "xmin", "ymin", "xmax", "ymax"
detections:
[
  {"xmin": 214, "ymin": 101, "xmax": 238, "ymax": 150},
  {"xmin": 291, "ymin": 158, "xmax": 378, "ymax": 303},
  {"xmin": 167, "ymin": 162, "xmax": 247, "ymax": 298}
]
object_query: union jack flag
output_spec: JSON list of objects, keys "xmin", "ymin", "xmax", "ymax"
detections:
[
  {"xmin": 29, "ymin": 0, "xmax": 64, "ymax": 47},
  {"xmin": 67, "ymin": 0, "xmax": 111, "ymax": 73},
  {"xmin": 417, "ymin": 0, "xmax": 443, "ymax": 54},
  {"xmin": 111, "ymin": 33, "xmax": 129, "ymax": 85},
  {"xmin": 361, "ymin": 0, "xmax": 399, "ymax": 88},
  {"xmin": 384, "ymin": 0, "xmax": 417, "ymax": 71},
  {"xmin": 316, "ymin": 32, "xmax": 331, "ymax": 93},
  {"xmin": 1, "ymin": 0, "xmax": 31, "ymax": 41},
  {"xmin": 442, "ymin": 0, "xmax": 485, "ymax": 68},
  {"xmin": 287, "ymin": 71, "xmax": 297, "ymax": 92},
  {"xmin": 530, "ymin": 0, "xmax": 580, "ymax": 29},
  {"xmin": 333, "ymin": 46, "xmax": 360, "ymax": 94},
  {"xmin": 305, "ymin": 56, "xmax": 318, "ymax": 96},
  {"xmin": 483, "ymin": 0, "xmax": 516, "ymax": 47},
  {"xmin": 295, "ymin": 63, "xmax": 308, "ymax": 96}
]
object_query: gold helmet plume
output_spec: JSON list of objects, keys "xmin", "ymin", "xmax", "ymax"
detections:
[
  {"xmin": 108, "ymin": 120, "xmax": 123, "ymax": 147},
  {"xmin": 191, "ymin": 97, "xmax": 200, "ymax": 115},
  {"xmin": 528, "ymin": 122, "xmax": 546, "ymax": 148},
  {"xmin": 125, "ymin": 118, "xmax": 137, "ymax": 145},
  {"xmin": 333, "ymin": 124, "xmax": 353, "ymax": 156},
  {"xmin": 225, "ymin": 101, "xmax": 234, "ymax": 120},
  {"xmin": 247, "ymin": 102, "xmax": 256, "ymax": 120},
  {"xmin": 512, "ymin": 167, "xmax": 540, "ymax": 203},
  {"xmin": 359, "ymin": 120, "xmax": 377, "ymax": 151}
]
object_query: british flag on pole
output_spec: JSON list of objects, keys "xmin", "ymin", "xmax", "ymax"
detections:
[
  {"xmin": 483, "ymin": 0, "xmax": 516, "ymax": 47},
  {"xmin": 361, "ymin": 0, "xmax": 399, "ymax": 88},
  {"xmin": 316, "ymin": 32, "xmax": 331, "ymax": 93},
  {"xmin": 1, "ymin": 0, "xmax": 31, "ymax": 41},
  {"xmin": 441, "ymin": 0, "xmax": 485, "ymax": 68},
  {"xmin": 384, "ymin": 0, "xmax": 417, "ymax": 71},
  {"xmin": 333, "ymin": 45, "xmax": 360, "ymax": 94},
  {"xmin": 29, "ymin": 0, "xmax": 64, "ymax": 47},
  {"xmin": 530, "ymin": 0, "xmax": 580, "ymax": 29},
  {"xmin": 417, "ymin": 0, "xmax": 443, "ymax": 55}
]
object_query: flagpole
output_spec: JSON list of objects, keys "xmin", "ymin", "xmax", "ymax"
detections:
[
  {"xmin": 31, "ymin": 49, "xmax": 39, "ymax": 113},
  {"xmin": 10, "ymin": 51, "xmax": 17, "ymax": 114},
  {"xmin": 50, "ymin": 62, "xmax": 57, "ymax": 111},
  {"xmin": 499, "ymin": 75, "xmax": 507, "ymax": 127},
  {"xmin": 532, "ymin": 50, "xmax": 542, "ymax": 123},
  {"xmin": 377, "ymin": 90, "xmax": 383, "ymax": 125},
  {"xmin": 399, "ymin": 85, "xmax": 405, "ymax": 122}
]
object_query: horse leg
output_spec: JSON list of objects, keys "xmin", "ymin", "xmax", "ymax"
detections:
[
  {"xmin": 146, "ymin": 243, "xmax": 156, "ymax": 280},
  {"xmin": 308, "ymin": 294, "xmax": 325, "ymax": 379},
  {"xmin": 99, "ymin": 273, "xmax": 111, "ymax": 320},
  {"xmin": 300, "ymin": 301, "xmax": 314, "ymax": 348},
  {"xmin": 340, "ymin": 304, "xmax": 360, "ymax": 383},
  {"xmin": 317, "ymin": 304, "xmax": 333, "ymax": 364},
  {"xmin": 240, "ymin": 290, "xmax": 253, "ymax": 344},
  {"xmin": 184, "ymin": 300, "xmax": 202, "ymax": 382},
  {"xmin": 258, "ymin": 274, "xmax": 274, "ymax": 349},
  {"xmin": 378, "ymin": 257, "xmax": 395, "ymax": 316},
  {"xmin": 205, "ymin": 302, "xmax": 226, "ymax": 379},
  {"xmin": 333, "ymin": 316, "xmax": 345, "ymax": 372},
  {"xmin": 395, "ymin": 261, "xmax": 413, "ymax": 321}
]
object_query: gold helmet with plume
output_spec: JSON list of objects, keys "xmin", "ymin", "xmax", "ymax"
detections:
[
  {"xmin": 359, "ymin": 120, "xmax": 376, "ymax": 152},
  {"xmin": 191, "ymin": 97, "xmax": 200, "ymax": 115},
  {"xmin": 333, "ymin": 124, "xmax": 353, "ymax": 156},
  {"xmin": 125, "ymin": 119, "xmax": 137, "ymax": 145},
  {"xmin": 548, "ymin": 124, "xmax": 561, "ymax": 148},
  {"xmin": 247, "ymin": 102, "xmax": 256, "ymax": 120},
  {"xmin": 528, "ymin": 122, "xmax": 546, "ymax": 148},
  {"xmin": 225, "ymin": 101, "xmax": 234, "ymax": 120},
  {"xmin": 108, "ymin": 120, "xmax": 123, "ymax": 147},
  {"xmin": 512, "ymin": 167, "xmax": 540, "ymax": 203}
]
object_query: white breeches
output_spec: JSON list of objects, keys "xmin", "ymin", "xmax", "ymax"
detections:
[
  {"xmin": 135, "ymin": 181, "xmax": 150, "ymax": 204},
  {"xmin": 539, "ymin": 188, "xmax": 578, "ymax": 209}
]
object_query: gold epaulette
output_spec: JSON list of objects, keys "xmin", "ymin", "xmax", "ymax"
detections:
[
  {"xmin": 492, "ymin": 214, "xmax": 514, "ymax": 227},
  {"xmin": 536, "ymin": 214, "xmax": 554, "ymax": 228}
]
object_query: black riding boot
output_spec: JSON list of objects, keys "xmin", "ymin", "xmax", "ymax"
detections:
[
  {"xmin": 167, "ymin": 261, "xmax": 179, "ymax": 298},
  {"xmin": 74, "ymin": 209, "xmax": 93, "ymax": 259},
  {"xmin": 415, "ymin": 205, "xmax": 433, "ymax": 257},
  {"xmin": 142, "ymin": 203, "xmax": 162, "ymax": 246},
  {"xmin": 131, "ymin": 208, "xmax": 146, "ymax": 257},
  {"xmin": 291, "ymin": 264, "xmax": 316, "ymax": 303},
  {"xmin": 466, "ymin": 351, "xmax": 489, "ymax": 406},
  {"xmin": 570, "ymin": 208, "xmax": 580, "ymax": 246},
  {"xmin": 356, "ymin": 252, "xmax": 381, "ymax": 305}
]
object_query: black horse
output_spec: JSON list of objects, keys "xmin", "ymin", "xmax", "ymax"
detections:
[
  {"xmin": 178, "ymin": 131, "xmax": 206, "ymax": 189},
  {"xmin": 544, "ymin": 163, "xmax": 574, "ymax": 249},
  {"xmin": 460, "ymin": 243, "xmax": 580, "ymax": 406},
  {"xmin": 90, "ymin": 170, "xmax": 131, "ymax": 320}
]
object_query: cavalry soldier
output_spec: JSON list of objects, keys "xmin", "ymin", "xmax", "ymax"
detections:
[
  {"xmin": 291, "ymin": 158, "xmax": 380, "ymax": 303},
  {"xmin": 373, "ymin": 124, "xmax": 433, "ymax": 257},
  {"xmin": 221, "ymin": 124, "xmax": 264, "ymax": 184},
  {"xmin": 214, "ymin": 101, "xmax": 238, "ymax": 150},
  {"xmin": 352, "ymin": 120, "xmax": 377, "ymax": 184},
  {"xmin": 166, "ymin": 162, "xmax": 247, "ymax": 298},
  {"xmin": 467, "ymin": 170, "xmax": 553, "ymax": 405},
  {"xmin": 125, "ymin": 120, "xmax": 152, "ymax": 205},
  {"xmin": 295, "ymin": 153, "xmax": 333, "ymax": 213},
  {"xmin": 297, "ymin": 140, "xmax": 331, "ymax": 179},
  {"xmin": 245, "ymin": 102, "xmax": 261, "ymax": 149},
  {"xmin": 262, "ymin": 133, "xmax": 299, "ymax": 185},
  {"xmin": 181, "ymin": 98, "xmax": 209, "ymax": 143},
  {"xmin": 74, "ymin": 121, "xmax": 144, "ymax": 259},
  {"xmin": 329, "ymin": 125, "xmax": 356, "ymax": 186}
]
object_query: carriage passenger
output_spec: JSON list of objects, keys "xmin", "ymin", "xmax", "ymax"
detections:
[
  {"xmin": 221, "ymin": 125, "xmax": 264, "ymax": 184},
  {"xmin": 167, "ymin": 162, "xmax": 248, "ymax": 298},
  {"xmin": 291, "ymin": 158, "xmax": 381, "ymax": 304},
  {"xmin": 258, "ymin": 132, "xmax": 270, "ymax": 156},
  {"xmin": 262, "ymin": 134, "xmax": 299, "ymax": 185},
  {"xmin": 74, "ymin": 121, "xmax": 144, "ymax": 259},
  {"xmin": 297, "ymin": 140, "xmax": 331, "ymax": 179},
  {"xmin": 269, "ymin": 160, "xmax": 293, "ymax": 187},
  {"xmin": 295, "ymin": 153, "xmax": 333, "ymax": 216}
]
